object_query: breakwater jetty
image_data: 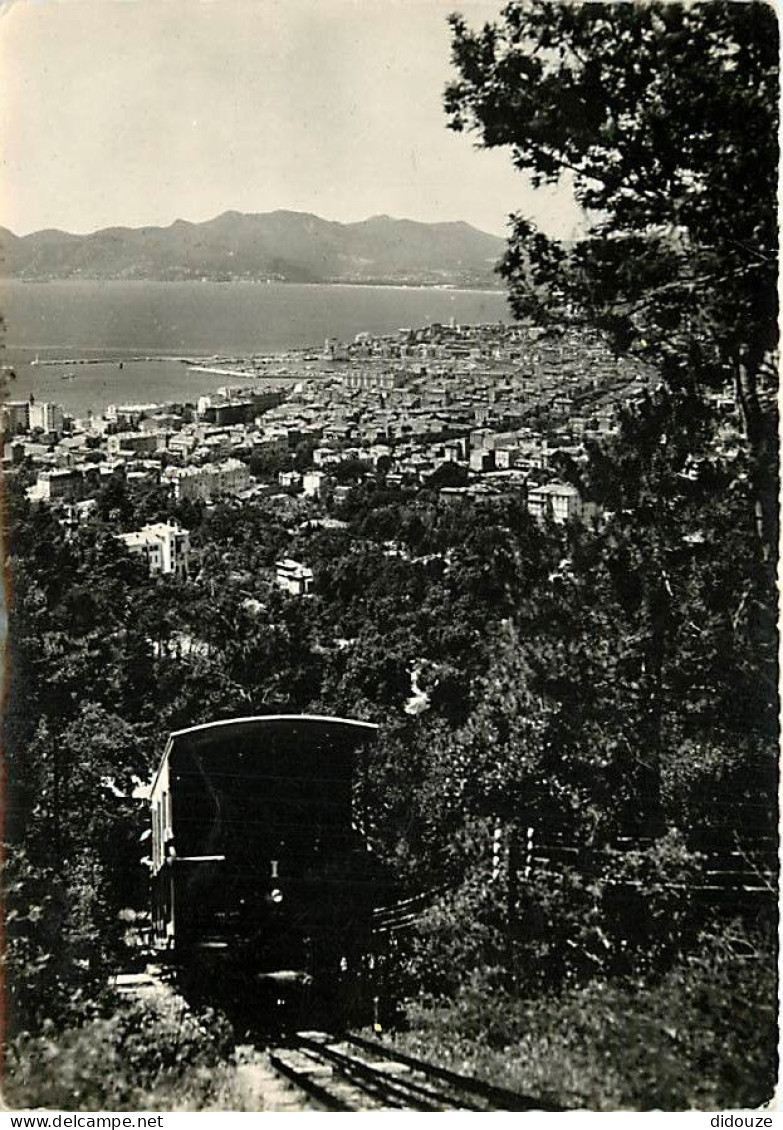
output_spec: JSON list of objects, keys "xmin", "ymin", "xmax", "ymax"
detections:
[
  {"xmin": 31, "ymin": 355, "xmax": 197, "ymax": 367},
  {"xmin": 188, "ymin": 364, "xmax": 257, "ymax": 378}
]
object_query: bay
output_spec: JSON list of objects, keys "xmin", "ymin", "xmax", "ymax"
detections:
[{"xmin": 0, "ymin": 280, "xmax": 511, "ymax": 417}]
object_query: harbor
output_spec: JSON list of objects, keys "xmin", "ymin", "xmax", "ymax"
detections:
[{"xmin": 32, "ymin": 354, "xmax": 198, "ymax": 367}]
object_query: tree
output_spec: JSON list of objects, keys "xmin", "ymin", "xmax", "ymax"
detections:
[
  {"xmin": 335, "ymin": 456, "xmax": 371, "ymax": 484},
  {"xmin": 294, "ymin": 437, "xmax": 318, "ymax": 471},
  {"xmin": 426, "ymin": 461, "xmax": 468, "ymax": 489},
  {"xmin": 445, "ymin": 2, "xmax": 778, "ymax": 556},
  {"xmin": 95, "ymin": 476, "xmax": 135, "ymax": 529},
  {"xmin": 247, "ymin": 448, "xmax": 293, "ymax": 479},
  {"xmin": 4, "ymin": 706, "xmax": 152, "ymax": 1034}
]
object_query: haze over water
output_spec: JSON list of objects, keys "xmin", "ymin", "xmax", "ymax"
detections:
[{"xmin": 1, "ymin": 281, "xmax": 511, "ymax": 417}]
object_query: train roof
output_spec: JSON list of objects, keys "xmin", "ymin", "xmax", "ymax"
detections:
[{"xmin": 151, "ymin": 714, "xmax": 379, "ymax": 795}]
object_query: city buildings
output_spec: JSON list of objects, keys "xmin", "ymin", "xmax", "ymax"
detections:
[{"xmin": 8, "ymin": 322, "xmax": 662, "ymax": 542}]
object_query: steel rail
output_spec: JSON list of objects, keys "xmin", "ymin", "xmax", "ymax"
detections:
[
  {"xmin": 345, "ymin": 1031, "xmax": 565, "ymax": 1111},
  {"xmin": 294, "ymin": 1034, "xmax": 481, "ymax": 1111},
  {"xmin": 267, "ymin": 1049, "xmax": 353, "ymax": 1111}
]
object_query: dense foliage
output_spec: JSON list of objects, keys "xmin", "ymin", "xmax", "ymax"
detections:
[
  {"xmin": 5, "ymin": 997, "xmax": 238, "ymax": 1111},
  {"xmin": 4, "ymin": 435, "xmax": 776, "ymax": 1016},
  {"xmin": 395, "ymin": 921, "xmax": 777, "ymax": 1110}
]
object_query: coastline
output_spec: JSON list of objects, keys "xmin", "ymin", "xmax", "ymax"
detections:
[
  {"xmin": 1, "ymin": 278, "xmax": 512, "ymax": 415},
  {"xmin": 2, "ymin": 276, "xmax": 504, "ymax": 294}
]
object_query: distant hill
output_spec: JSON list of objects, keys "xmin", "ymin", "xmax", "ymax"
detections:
[{"xmin": 0, "ymin": 211, "xmax": 506, "ymax": 287}]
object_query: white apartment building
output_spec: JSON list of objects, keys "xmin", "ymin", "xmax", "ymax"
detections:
[
  {"xmin": 278, "ymin": 470, "xmax": 302, "ymax": 489},
  {"xmin": 275, "ymin": 558, "xmax": 314, "ymax": 596},
  {"xmin": 302, "ymin": 470, "xmax": 327, "ymax": 498},
  {"xmin": 312, "ymin": 447, "xmax": 342, "ymax": 468},
  {"xmin": 118, "ymin": 522, "xmax": 190, "ymax": 578},
  {"xmin": 29, "ymin": 401, "xmax": 64, "ymax": 436},
  {"xmin": 495, "ymin": 446, "xmax": 521, "ymax": 470},
  {"xmin": 527, "ymin": 482, "xmax": 596, "ymax": 525}
]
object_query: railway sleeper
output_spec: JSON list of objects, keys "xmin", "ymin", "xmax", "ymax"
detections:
[
  {"xmin": 294, "ymin": 1033, "xmax": 481, "ymax": 1111},
  {"xmin": 268, "ymin": 1049, "xmax": 356, "ymax": 1112}
]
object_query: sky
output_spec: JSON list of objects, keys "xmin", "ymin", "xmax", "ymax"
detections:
[{"xmin": 0, "ymin": 0, "xmax": 585, "ymax": 239}]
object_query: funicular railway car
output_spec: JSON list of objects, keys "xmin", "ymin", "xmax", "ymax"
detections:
[{"xmin": 149, "ymin": 714, "xmax": 380, "ymax": 1021}]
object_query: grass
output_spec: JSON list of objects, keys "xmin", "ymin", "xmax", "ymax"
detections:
[{"xmin": 381, "ymin": 927, "xmax": 777, "ymax": 1111}]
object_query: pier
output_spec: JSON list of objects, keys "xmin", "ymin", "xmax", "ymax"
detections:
[
  {"xmin": 188, "ymin": 365, "xmax": 257, "ymax": 378},
  {"xmin": 31, "ymin": 355, "xmax": 197, "ymax": 367}
]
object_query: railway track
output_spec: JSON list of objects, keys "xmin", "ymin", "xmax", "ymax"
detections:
[
  {"xmin": 263, "ymin": 1030, "xmax": 565, "ymax": 1112},
  {"xmin": 113, "ymin": 965, "xmax": 563, "ymax": 1110}
]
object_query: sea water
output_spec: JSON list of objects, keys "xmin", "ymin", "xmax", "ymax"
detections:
[{"xmin": 0, "ymin": 280, "xmax": 510, "ymax": 417}]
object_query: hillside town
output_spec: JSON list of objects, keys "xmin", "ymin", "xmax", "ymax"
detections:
[{"xmin": 5, "ymin": 317, "xmax": 740, "ymax": 589}]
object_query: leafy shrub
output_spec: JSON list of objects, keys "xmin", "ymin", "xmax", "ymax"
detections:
[
  {"xmin": 404, "ymin": 870, "xmax": 508, "ymax": 998},
  {"xmin": 596, "ymin": 828, "xmax": 704, "ymax": 974},
  {"xmin": 3, "ymin": 850, "xmax": 113, "ymax": 1035},
  {"xmin": 403, "ymin": 826, "xmax": 705, "ymax": 997},
  {"xmin": 4, "ymin": 995, "xmax": 238, "ymax": 1111},
  {"xmin": 391, "ymin": 921, "xmax": 777, "ymax": 1110}
]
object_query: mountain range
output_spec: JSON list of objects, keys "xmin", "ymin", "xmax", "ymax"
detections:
[{"xmin": 0, "ymin": 210, "xmax": 506, "ymax": 287}]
